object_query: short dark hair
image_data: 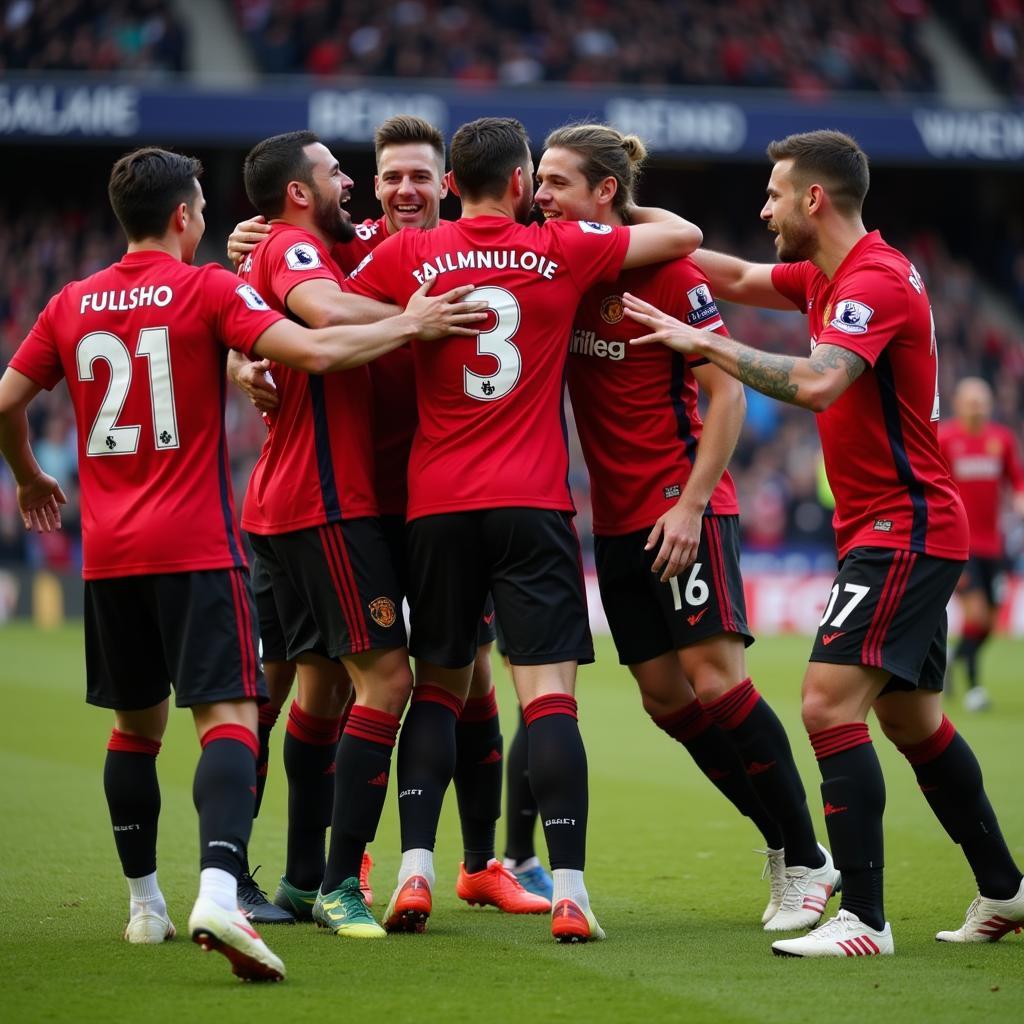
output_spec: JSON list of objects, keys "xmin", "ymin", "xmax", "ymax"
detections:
[
  {"xmin": 374, "ymin": 115, "xmax": 445, "ymax": 173},
  {"xmin": 766, "ymin": 130, "xmax": 869, "ymax": 215},
  {"xmin": 108, "ymin": 147, "xmax": 202, "ymax": 241},
  {"xmin": 243, "ymin": 130, "xmax": 320, "ymax": 219},
  {"xmin": 450, "ymin": 117, "xmax": 530, "ymax": 202}
]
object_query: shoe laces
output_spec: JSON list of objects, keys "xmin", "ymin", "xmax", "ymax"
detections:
[
  {"xmin": 810, "ymin": 909, "xmax": 859, "ymax": 938},
  {"xmin": 336, "ymin": 879, "xmax": 372, "ymax": 919},
  {"xmin": 238, "ymin": 866, "xmax": 271, "ymax": 906}
]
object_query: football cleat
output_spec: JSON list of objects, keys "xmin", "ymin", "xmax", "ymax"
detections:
[
  {"xmin": 359, "ymin": 851, "xmax": 374, "ymax": 907},
  {"xmin": 764, "ymin": 844, "xmax": 840, "ymax": 931},
  {"xmin": 551, "ymin": 898, "xmax": 606, "ymax": 943},
  {"xmin": 382, "ymin": 874, "xmax": 432, "ymax": 934},
  {"xmin": 963, "ymin": 686, "xmax": 992, "ymax": 712},
  {"xmin": 272, "ymin": 876, "xmax": 319, "ymax": 922},
  {"xmin": 514, "ymin": 863, "xmax": 555, "ymax": 903},
  {"xmin": 125, "ymin": 907, "xmax": 176, "ymax": 944},
  {"xmin": 772, "ymin": 909, "xmax": 893, "ymax": 957},
  {"xmin": 758, "ymin": 847, "xmax": 787, "ymax": 925},
  {"xmin": 312, "ymin": 878, "xmax": 385, "ymax": 939},
  {"xmin": 936, "ymin": 878, "xmax": 1024, "ymax": 943},
  {"xmin": 188, "ymin": 895, "xmax": 286, "ymax": 981},
  {"xmin": 238, "ymin": 867, "xmax": 295, "ymax": 925},
  {"xmin": 456, "ymin": 859, "xmax": 551, "ymax": 913}
]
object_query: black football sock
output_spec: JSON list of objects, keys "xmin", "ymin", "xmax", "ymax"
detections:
[
  {"xmin": 253, "ymin": 703, "xmax": 281, "ymax": 818},
  {"xmin": 524, "ymin": 694, "xmax": 588, "ymax": 871},
  {"xmin": 503, "ymin": 708, "xmax": 539, "ymax": 864},
  {"xmin": 104, "ymin": 730, "xmax": 161, "ymax": 879},
  {"xmin": 955, "ymin": 627, "xmax": 988, "ymax": 690},
  {"xmin": 455, "ymin": 687, "xmax": 503, "ymax": 873},
  {"xmin": 652, "ymin": 700, "xmax": 783, "ymax": 850},
  {"xmin": 322, "ymin": 705, "xmax": 400, "ymax": 892},
  {"xmin": 193, "ymin": 725, "xmax": 258, "ymax": 877},
  {"xmin": 810, "ymin": 723, "xmax": 886, "ymax": 931},
  {"xmin": 704, "ymin": 679, "xmax": 822, "ymax": 868},
  {"xmin": 899, "ymin": 716, "xmax": 1022, "ymax": 900},
  {"xmin": 395, "ymin": 685, "xmax": 463, "ymax": 853},
  {"xmin": 282, "ymin": 701, "xmax": 340, "ymax": 890}
]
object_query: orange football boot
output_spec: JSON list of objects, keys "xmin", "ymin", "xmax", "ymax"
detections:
[
  {"xmin": 550, "ymin": 898, "xmax": 606, "ymax": 943},
  {"xmin": 456, "ymin": 859, "xmax": 551, "ymax": 913},
  {"xmin": 359, "ymin": 851, "xmax": 374, "ymax": 907},
  {"xmin": 382, "ymin": 875, "xmax": 432, "ymax": 933}
]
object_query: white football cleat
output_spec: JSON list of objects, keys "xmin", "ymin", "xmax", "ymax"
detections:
[
  {"xmin": 125, "ymin": 908, "xmax": 175, "ymax": 944},
  {"xmin": 764, "ymin": 844, "xmax": 840, "ymax": 931},
  {"xmin": 963, "ymin": 687, "xmax": 992, "ymax": 712},
  {"xmin": 758, "ymin": 848, "xmax": 787, "ymax": 925},
  {"xmin": 188, "ymin": 896, "xmax": 285, "ymax": 982},
  {"xmin": 772, "ymin": 909, "xmax": 894, "ymax": 958},
  {"xmin": 936, "ymin": 878, "xmax": 1024, "ymax": 943}
]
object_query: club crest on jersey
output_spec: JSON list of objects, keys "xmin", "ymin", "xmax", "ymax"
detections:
[
  {"xmin": 284, "ymin": 242, "xmax": 322, "ymax": 271},
  {"xmin": 236, "ymin": 283, "xmax": 270, "ymax": 311},
  {"xmin": 830, "ymin": 299, "xmax": 874, "ymax": 335},
  {"xmin": 369, "ymin": 597, "xmax": 397, "ymax": 628},
  {"xmin": 600, "ymin": 294, "xmax": 624, "ymax": 324},
  {"xmin": 578, "ymin": 220, "xmax": 612, "ymax": 235}
]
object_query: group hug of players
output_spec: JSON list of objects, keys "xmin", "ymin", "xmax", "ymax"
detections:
[{"xmin": 0, "ymin": 114, "xmax": 1021, "ymax": 984}]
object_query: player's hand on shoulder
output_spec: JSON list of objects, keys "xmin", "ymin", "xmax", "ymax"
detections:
[
  {"xmin": 405, "ymin": 277, "xmax": 488, "ymax": 341},
  {"xmin": 622, "ymin": 292, "xmax": 703, "ymax": 353},
  {"xmin": 227, "ymin": 215, "xmax": 271, "ymax": 266},
  {"xmin": 17, "ymin": 472, "xmax": 66, "ymax": 533},
  {"xmin": 646, "ymin": 502, "xmax": 702, "ymax": 582}
]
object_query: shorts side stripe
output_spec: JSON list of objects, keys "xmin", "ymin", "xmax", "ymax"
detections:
[
  {"xmin": 874, "ymin": 551, "xmax": 916, "ymax": 666},
  {"xmin": 330, "ymin": 522, "xmax": 371, "ymax": 653},
  {"xmin": 318, "ymin": 525, "xmax": 365, "ymax": 656},
  {"xmin": 862, "ymin": 551, "xmax": 915, "ymax": 667},
  {"xmin": 228, "ymin": 568, "xmax": 257, "ymax": 698},
  {"xmin": 706, "ymin": 517, "xmax": 736, "ymax": 633}
]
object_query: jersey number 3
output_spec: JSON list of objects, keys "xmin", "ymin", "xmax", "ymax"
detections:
[
  {"xmin": 77, "ymin": 328, "xmax": 179, "ymax": 456},
  {"xmin": 463, "ymin": 286, "xmax": 522, "ymax": 402}
]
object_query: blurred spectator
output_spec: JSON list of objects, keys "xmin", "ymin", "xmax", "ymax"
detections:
[{"xmin": 934, "ymin": 0, "xmax": 1024, "ymax": 97}]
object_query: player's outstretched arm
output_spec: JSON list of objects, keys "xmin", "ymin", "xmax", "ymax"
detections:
[
  {"xmin": 690, "ymin": 249, "xmax": 795, "ymax": 310},
  {"xmin": 623, "ymin": 291, "xmax": 865, "ymax": 412},
  {"xmin": 252, "ymin": 279, "xmax": 484, "ymax": 373},
  {"xmin": 226, "ymin": 215, "xmax": 271, "ymax": 267},
  {"xmin": 621, "ymin": 206, "xmax": 703, "ymax": 269},
  {"xmin": 646, "ymin": 363, "xmax": 746, "ymax": 582},
  {"xmin": 288, "ymin": 278, "xmax": 404, "ymax": 328},
  {"xmin": 0, "ymin": 368, "xmax": 67, "ymax": 532}
]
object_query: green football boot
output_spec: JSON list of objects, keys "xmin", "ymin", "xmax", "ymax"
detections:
[
  {"xmin": 312, "ymin": 877, "xmax": 387, "ymax": 938},
  {"xmin": 273, "ymin": 876, "xmax": 319, "ymax": 923}
]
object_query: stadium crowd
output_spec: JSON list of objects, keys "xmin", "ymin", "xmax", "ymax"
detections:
[
  {"xmin": 2, "ymin": 201, "xmax": 1019, "ymax": 572},
  {"xmin": 232, "ymin": 0, "xmax": 936, "ymax": 95},
  {"xmin": 934, "ymin": 0, "xmax": 1024, "ymax": 97}
]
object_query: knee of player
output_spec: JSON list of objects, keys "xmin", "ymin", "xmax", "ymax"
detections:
[{"xmin": 799, "ymin": 684, "xmax": 843, "ymax": 735}]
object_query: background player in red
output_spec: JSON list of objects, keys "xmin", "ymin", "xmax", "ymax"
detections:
[
  {"xmin": 0, "ymin": 147, "xmax": 472, "ymax": 981},
  {"xmin": 536, "ymin": 123, "xmax": 837, "ymax": 931},
  {"xmin": 939, "ymin": 377, "xmax": 1024, "ymax": 710},
  {"xmin": 345, "ymin": 116, "xmax": 702, "ymax": 942},
  {"xmin": 229, "ymin": 116, "xmax": 552, "ymax": 913},
  {"xmin": 623, "ymin": 130, "xmax": 1024, "ymax": 957}
]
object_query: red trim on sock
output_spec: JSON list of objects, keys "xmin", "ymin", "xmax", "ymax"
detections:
[
  {"xmin": 107, "ymin": 729, "xmax": 161, "ymax": 757},
  {"xmin": 523, "ymin": 693, "xmax": 578, "ymax": 726},
  {"xmin": 412, "ymin": 683, "xmax": 465, "ymax": 718},
  {"xmin": 809, "ymin": 722, "xmax": 872, "ymax": 761},
  {"xmin": 200, "ymin": 723, "xmax": 259, "ymax": 758},
  {"xmin": 702, "ymin": 678, "xmax": 758, "ymax": 730},
  {"xmin": 653, "ymin": 699, "xmax": 713, "ymax": 743},
  {"xmin": 343, "ymin": 704, "xmax": 401, "ymax": 747},
  {"xmin": 460, "ymin": 687, "xmax": 499, "ymax": 723},
  {"xmin": 286, "ymin": 701, "xmax": 342, "ymax": 746},
  {"xmin": 257, "ymin": 703, "xmax": 281, "ymax": 728},
  {"xmin": 898, "ymin": 715, "xmax": 956, "ymax": 766}
]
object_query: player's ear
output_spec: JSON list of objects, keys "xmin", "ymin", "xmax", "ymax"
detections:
[
  {"xmin": 171, "ymin": 201, "xmax": 189, "ymax": 234},
  {"xmin": 287, "ymin": 179, "xmax": 310, "ymax": 209},
  {"xmin": 438, "ymin": 171, "xmax": 450, "ymax": 200},
  {"xmin": 806, "ymin": 183, "xmax": 825, "ymax": 216},
  {"xmin": 446, "ymin": 171, "xmax": 460, "ymax": 199},
  {"xmin": 597, "ymin": 175, "xmax": 618, "ymax": 209}
]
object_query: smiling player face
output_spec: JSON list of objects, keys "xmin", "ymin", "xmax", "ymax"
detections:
[
  {"xmin": 533, "ymin": 146, "xmax": 605, "ymax": 225},
  {"xmin": 761, "ymin": 159, "xmax": 818, "ymax": 263},
  {"xmin": 375, "ymin": 142, "xmax": 448, "ymax": 234},
  {"xmin": 304, "ymin": 142, "xmax": 355, "ymax": 243}
]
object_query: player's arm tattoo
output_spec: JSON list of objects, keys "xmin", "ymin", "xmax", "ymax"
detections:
[
  {"xmin": 734, "ymin": 349, "xmax": 799, "ymax": 402},
  {"xmin": 808, "ymin": 343, "xmax": 867, "ymax": 386}
]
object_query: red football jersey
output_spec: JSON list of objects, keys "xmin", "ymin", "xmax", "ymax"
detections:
[
  {"xmin": 772, "ymin": 231, "xmax": 968, "ymax": 560},
  {"xmin": 238, "ymin": 223, "xmax": 377, "ymax": 534},
  {"xmin": 938, "ymin": 420, "xmax": 1024, "ymax": 558},
  {"xmin": 9, "ymin": 250, "xmax": 283, "ymax": 579},
  {"xmin": 334, "ymin": 216, "xmax": 417, "ymax": 516},
  {"xmin": 568, "ymin": 259, "xmax": 738, "ymax": 535},
  {"xmin": 345, "ymin": 215, "xmax": 630, "ymax": 519}
]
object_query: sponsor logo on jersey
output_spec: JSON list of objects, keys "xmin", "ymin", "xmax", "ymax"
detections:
[
  {"xmin": 954, "ymin": 454, "xmax": 1001, "ymax": 480},
  {"xmin": 236, "ymin": 282, "xmax": 270, "ymax": 311},
  {"xmin": 355, "ymin": 221, "xmax": 380, "ymax": 241},
  {"xmin": 284, "ymin": 241, "xmax": 322, "ymax": 270},
  {"xmin": 600, "ymin": 294, "xmax": 624, "ymax": 324},
  {"xmin": 873, "ymin": 519, "xmax": 893, "ymax": 532},
  {"xmin": 685, "ymin": 284, "xmax": 723, "ymax": 329},
  {"xmin": 829, "ymin": 299, "xmax": 874, "ymax": 335},
  {"xmin": 369, "ymin": 596, "xmax": 397, "ymax": 627},
  {"xmin": 578, "ymin": 220, "xmax": 613, "ymax": 234},
  {"xmin": 570, "ymin": 328, "xmax": 625, "ymax": 361},
  {"xmin": 663, "ymin": 484, "xmax": 681, "ymax": 499}
]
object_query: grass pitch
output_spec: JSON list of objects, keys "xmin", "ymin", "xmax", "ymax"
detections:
[{"xmin": 0, "ymin": 623, "xmax": 1021, "ymax": 1023}]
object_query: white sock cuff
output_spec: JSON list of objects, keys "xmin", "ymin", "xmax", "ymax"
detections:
[{"xmin": 127, "ymin": 872, "xmax": 161, "ymax": 903}]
